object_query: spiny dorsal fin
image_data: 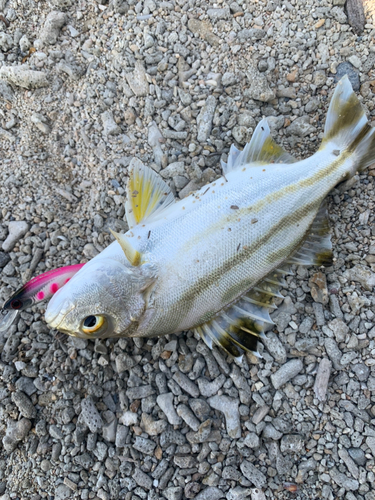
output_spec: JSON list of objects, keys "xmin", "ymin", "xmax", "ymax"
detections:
[
  {"xmin": 221, "ymin": 119, "xmax": 297, "ymax": 174},
  {"xmin": 125, "ymin": 158, "xmax": 175, "ymax": 229},
  {"xmin": 194, "ymin": 267, "xmax": 290, "ymax": 359},
  {"xmin": 286, "ymin": 201, "xmax": 333, "ymax": 267}
]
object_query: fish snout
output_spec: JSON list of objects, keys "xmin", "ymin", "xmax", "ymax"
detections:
[{"xmin": 45, "ymin": 297, "xmax": 75, "ymax": 330}]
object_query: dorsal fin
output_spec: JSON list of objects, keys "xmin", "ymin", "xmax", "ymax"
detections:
[
  {"xmin": 286, "ymin": 201, "xmax": 333, "ymax": 267},
  {"xmin": 125, "ymin": 158, "xmax": 175, "ymax": 229},
  {"xmin": 221, "ymin": 119, "xmax": 297, "ymax": 174}
]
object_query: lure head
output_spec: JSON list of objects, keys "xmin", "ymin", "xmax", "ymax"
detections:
[
  {"xmin": 45, "ymin": 258, "xmax": 156, "ymax": 339},
  {"xmin": 3, "ymin": 294, "xmax": 32, "ymax": 311}
]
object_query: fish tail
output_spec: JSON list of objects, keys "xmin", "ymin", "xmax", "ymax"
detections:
[{"xmin": 322, "ymin": 75, "xmax": 375, "ymax": 173}]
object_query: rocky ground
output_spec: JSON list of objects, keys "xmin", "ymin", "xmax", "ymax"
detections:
[{"xmin": 0, "ymin": 0, "xmax": 375, "ymax": 499}]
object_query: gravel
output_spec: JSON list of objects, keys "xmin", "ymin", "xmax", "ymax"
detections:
[
  {"xmin": 313, "ymin": 357, "xmax": 332, "ymax": 401},
  {"xmin": 270, "ymin": 359, "xmax": 304, "ymax": 389},
  {"xmin": 0, "ymin": 0, "xmax": 375, "ymax": 498},
  {"xmin": 1, "ymin": 221, "xmax": 29, "ymax": 252}
]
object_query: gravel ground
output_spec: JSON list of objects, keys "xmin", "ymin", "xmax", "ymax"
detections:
[{"xmin": 0, "ymin": 0, "xmax": 375, "ymax": 499}]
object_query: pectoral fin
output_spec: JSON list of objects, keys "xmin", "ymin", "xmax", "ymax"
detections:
[
  {"xmin": 125, "ymin": 158, "xmax": 175, "ymax": 228},
  {"xmin": 110, "ymin": 229, "xmax": 142, "ymax": 266}
]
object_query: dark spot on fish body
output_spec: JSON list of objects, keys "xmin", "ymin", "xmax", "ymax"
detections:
[{"xmin": 231, "ymin": 205, "xmax": 239, "ymax": 210}]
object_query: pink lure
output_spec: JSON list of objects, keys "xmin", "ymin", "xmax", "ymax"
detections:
[{"xmin": 2, "ymin": 264, "xmax": 85, "ymax": 312}]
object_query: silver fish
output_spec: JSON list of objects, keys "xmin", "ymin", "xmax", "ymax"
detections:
[{"xmin": 45, "ymin": 76, "xmax": 375, "ymax": 358}]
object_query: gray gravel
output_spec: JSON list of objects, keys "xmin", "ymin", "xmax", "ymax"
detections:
[{"xmin": 0, "ymin": 0, "xmax": 375, "ymax": 499}]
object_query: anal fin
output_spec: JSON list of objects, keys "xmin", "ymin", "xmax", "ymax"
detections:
[{"xmin": 194, "ymin": 267, "xmax": 289, "ymax": 358}]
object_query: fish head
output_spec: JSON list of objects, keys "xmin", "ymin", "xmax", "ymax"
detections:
[{"xmin": 45, "ymin": 258, "xmax": 155, "ymax": 339}]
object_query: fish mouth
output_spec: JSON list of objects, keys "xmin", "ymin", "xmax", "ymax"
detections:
[
  {"xmin": 45, "ymin": 308, "xmax": 67, "ymax": 329},
  {"xmin": 45, "ymin": 299, "xmax": 75, "ymax": 330}
]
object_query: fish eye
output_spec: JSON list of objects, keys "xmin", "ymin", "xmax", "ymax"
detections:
[
  {"xmin": 81, "ymin": 315, "xmax": 107, "ymax": 335},
  {"xmin": 11, "ymin": 299, "xmax": 23, "ymax": 310}
]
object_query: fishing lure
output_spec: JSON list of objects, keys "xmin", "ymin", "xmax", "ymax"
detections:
[{"xmin": 0, "ymin": 264, "xmax": 84, "ymax": 332}]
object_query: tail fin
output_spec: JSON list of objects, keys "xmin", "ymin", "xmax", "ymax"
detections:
[{"xmin": 323, "ymin": 75, "xmax": 375, "ymax": 172}]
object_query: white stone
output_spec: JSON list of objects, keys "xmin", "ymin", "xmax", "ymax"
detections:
[
  {"xmin": 208, "ymin": 395, "xmax": 241, "ymax": 439},
  {"xmin": 156, "ymin": 393, "xmax": 181, "ymax": 425},
  {"xmin": 119, "ymin": 411, "xmax": 138, "ymax": 426},
  {"xmin": 2, "ymin": 221, "xmax": 29, "ymax": 252}
]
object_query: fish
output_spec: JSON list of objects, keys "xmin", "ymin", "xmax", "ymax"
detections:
[{"xmin": 3, "ymin": 76, "xmax": 375, "ymax": 358}]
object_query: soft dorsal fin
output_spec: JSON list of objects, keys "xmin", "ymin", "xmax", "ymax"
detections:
[
  {"xmin": 125, "ymin": 158, "xmax": 175, "ymax": 229},
  {"xmin": 221, "ymin": 119, "xmax": 297, "ymax": 174},
  {"xmin": 286, "ymin": 201, "xmax": 333, "ymax": 267}
]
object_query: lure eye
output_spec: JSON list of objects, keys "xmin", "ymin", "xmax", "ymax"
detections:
[
  {"xmin": 10, "ymin": 299, "xmax": 23, "ymax": 310},
  {"xmin": 81, "ymin": 315, "xmax": 106, "ymax": 335}
]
